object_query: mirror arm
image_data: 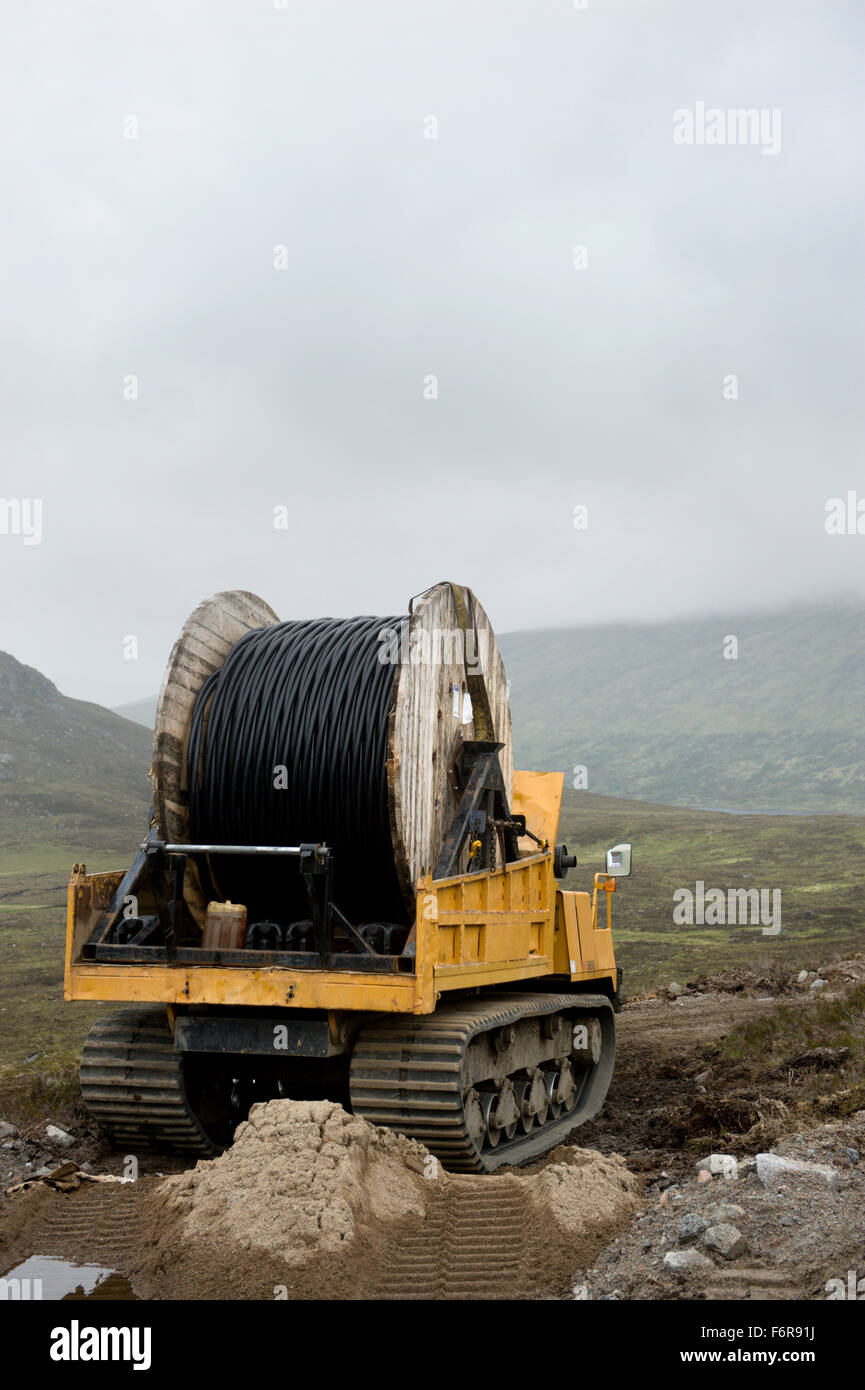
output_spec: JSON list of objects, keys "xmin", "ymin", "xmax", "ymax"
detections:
[{"xmin": 591, "ymin": 871, "xmax": 616, "ymax": 929}]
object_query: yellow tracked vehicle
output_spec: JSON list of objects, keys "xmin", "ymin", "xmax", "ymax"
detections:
[{"xmin": 66, "ymin": 583, "xmax": 629, "ymax": 1172}]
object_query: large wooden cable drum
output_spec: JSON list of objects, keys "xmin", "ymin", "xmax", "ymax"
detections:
[
  {"xmin": 152, "ymin": 590, "xmax": 280, "ymax": 926},
  {"xmin": 150, "ymin": 582, "xmax": 513, "ymax": 929}
]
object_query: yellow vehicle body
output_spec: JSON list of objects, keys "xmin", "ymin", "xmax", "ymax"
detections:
[{"xmin": 64, "ymin": 770, "xmax": 617, "ymax": 1017}]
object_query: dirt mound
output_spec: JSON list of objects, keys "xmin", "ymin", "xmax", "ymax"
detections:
[
  {"xmin": 144, "ymin": 1098, "xmax": 642, "ymax": 1298},
  {"xmin": 0, "ymin": 1096, "xmax": 640, "ymax": 1299},
  {"xmin": 684, "ymin": 967, "xmax": 795, "ymax": 997},
  {"xmin": 529, "ymin": 1148, "xmax": 641, "ymax": 1236},
  {"xmin": 162, "ymin": 1100, "xmax": 430, "ymax": 1266},
  {"xmin": 649, "ymin": 953, "xmax": 865, "ymax": 1003}
]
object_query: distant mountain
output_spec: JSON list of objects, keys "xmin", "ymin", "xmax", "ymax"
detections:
[
  {"xmin": 112, "ymin": 696, "xmax": 157, "ymax": 729},
  {"xmin": 108, "ymin": 602, "xmax": 865, "ymax": 815},
  {"xmin": 499, "ymin": 603, "xmax": 865, "ymax": 815},
  {"xmin": 0, "ymin": 652, "xmax": 152, "ymax": 866}
]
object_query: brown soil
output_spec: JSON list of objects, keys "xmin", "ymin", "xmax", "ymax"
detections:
[
  {"xmin": 1, "ymin": 955, "xmax": 862, "ymax": 1300},
  {"xmin": 0, "ymin": 1102, "xmax": 640, "ymax": 1300}
]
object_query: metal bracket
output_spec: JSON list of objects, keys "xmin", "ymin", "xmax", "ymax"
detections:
[
  {"xmin": 298, "ymin": 844, "xmax": 376, "ymax": 964},
  {"xmin": 86, "ymin": 820, "xmax": 162, "ymax": 947},
  {"xmin": 433, "ymin": 741, "xmax": 520, "ymax": 879},
  {"xmin": 89, "ymin": 827, "xmax": 384, "ymax": 962}
]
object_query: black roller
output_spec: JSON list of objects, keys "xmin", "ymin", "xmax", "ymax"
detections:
[{"xmin": 186, "ymin": 616, "xmax": 408, "ymax": 925}]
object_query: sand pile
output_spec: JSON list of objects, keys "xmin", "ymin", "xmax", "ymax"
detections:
[
  {"xmin": 0, "ymin": 1099, "xmax": 642, "ymax": 1299},
  {"xmin": 162, "ymin": 1099, "xmax": 430, "ymax": 1266},
  {"xmin": 156, "ymin": 1098, "xmax": 642, "ymax": 1297},
  {"xmin": 527, "ymin": 1148, "xmax": 642, "ymax": 1236}
]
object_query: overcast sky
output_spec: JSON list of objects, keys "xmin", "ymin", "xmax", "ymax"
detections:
[{"xmin": 2, "ymin": 0, "xmax": 864, "ymax": 706}]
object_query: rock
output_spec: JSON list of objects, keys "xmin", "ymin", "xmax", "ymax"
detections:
[
  {"xmin": 809, "ymin": 978, "xmax": 828, "ymax": 992},
  {"xmin": 668, "ymin": 982, "xmax": 685, "ymax": 997},
  {"xmin": 676, "ymin": 1212, "xmax": 708, "ymax": 1244},
  {"xmin": 33, "ymin": 1165, "xmax": 53, "ymax": 1177},
  {"xmin": 796, "ymin": 970, "xmax": 809, "ymax": 984},
  {"xmin": 45, "ymin": 1124, "xmax": 76, "ymax": 1149},
  {"xmin": 0, "ymin": 1120, "xmax": 18, "ymax": 1140},
  {"xmin": 664, "ymin": 1248, "xmax": 714, "ymax": 1277},
  {"xmin": 705, "ymin": 1223, "xmax": 747, "ymax": 1259},
  {"xmin": 694, "ymin": 1069, "xmax": 713, "ymax": 1085},
  {"xmin": 697, "ymin": 1169, "xmax": 712, "ymax": 1184},
  {"xmin": 756, "ymin": 1153, "xmax": 840, "ymax": 1192},
  {"xmin": 695, "ymin": 1153, "xmax": 739, "ymax": 1179},
  {"xmin": 706, "ymin": 1201, "xmax": 745, "ymax": 1223}
]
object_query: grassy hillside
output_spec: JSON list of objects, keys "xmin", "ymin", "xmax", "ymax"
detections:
[
  {"xmin": 0, "ymin": 652, "xmax": 155, "ymax": 1074},
  {"xmin": 1, "ymin": 643, "xmax": 862, "ymax": 1075},
  {"xmin": 0, "ymin": 651, "xmax": 152, "ymax": 873},
  {"xmin": 557, "ymin": 789, "xmax": 865, "ymax": 994},
  {"xmin": 117, "ymin": 603, "xmax": 865, "ymax": 814},
  {"xmin": 500, "ymin": 602, "xmax": 865, "ymax": 814}
]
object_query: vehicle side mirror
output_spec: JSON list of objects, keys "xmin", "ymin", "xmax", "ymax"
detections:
[{"xmin": 605, "ymin": 843, "xmax": 632, "ymax": 877}]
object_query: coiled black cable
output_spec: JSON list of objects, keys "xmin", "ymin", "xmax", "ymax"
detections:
[{"xmin": 186, "ymin": 616, "xmax": 408, "ymax": 926}]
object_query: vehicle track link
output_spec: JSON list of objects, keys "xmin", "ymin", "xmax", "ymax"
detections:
[
  {"xmin": 349, "ymin": 991, "xmax": 615, "ymax": 1173},
  {"xmin": 80, "ymin": 1008, "xmax": 218, "ymax": 1157}
]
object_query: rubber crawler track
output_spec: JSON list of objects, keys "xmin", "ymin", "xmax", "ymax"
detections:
[
  {"xmin": 349, "ymin": 991, "xmax": 615, "ymax": 1173},
  {"xmin": 79, "ymin": 1008, "xmax": 218, "ymax": 1156}
]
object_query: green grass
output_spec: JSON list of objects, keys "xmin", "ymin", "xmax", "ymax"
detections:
[
  {"xmin": 723, "ymin": 986, "xmax": 865, "ymax": 1063},
  {"xmin": 717, "ymin": 985, "xmax": 865, "ymax": 1118},
  {"xmin": 0, "ymin": 653, "xmax": 151, "ymax": 1073},
  {"xmin": 557, "ymin": 789, "xmax": 865, "ymax": 996},
  {"xmin": 0, "ymin": 867, "xmax": 109, "ymax": 1073},
  {"xmin": 1, "ymin": 789, "xmax": 863, "ymax": 1073}
]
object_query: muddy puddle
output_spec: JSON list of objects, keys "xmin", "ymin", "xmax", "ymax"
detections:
[{"xmin": 1, "ymin": 1255, "xmax": 137, "ymax": 1300}]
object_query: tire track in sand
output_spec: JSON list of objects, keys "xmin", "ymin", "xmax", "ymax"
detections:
[{"xmin": 371, "ymin": 1178, "xmax": 529, "ymax": 1299}]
